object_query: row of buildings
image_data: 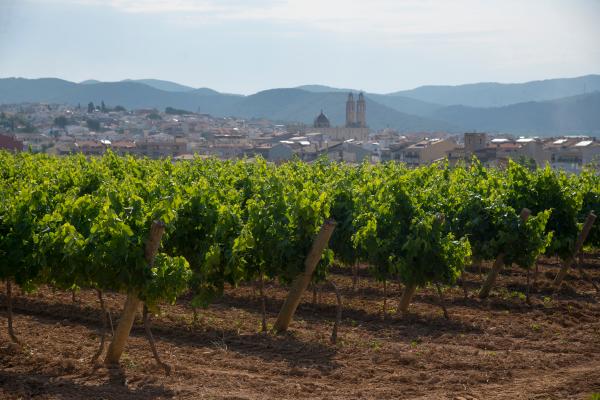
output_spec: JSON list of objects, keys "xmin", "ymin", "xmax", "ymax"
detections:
[
  {"xmin": 1, "ymin": 102, "xmax": 599, "ymax": 172},
  {"xmin": 386, "ymin": 133, "xmax": 600, "ymax": 172}
]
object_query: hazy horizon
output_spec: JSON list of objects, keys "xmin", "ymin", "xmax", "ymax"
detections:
[{"xmin": 1, "ymin": 0, "xmax": 599, "ymax": 95}]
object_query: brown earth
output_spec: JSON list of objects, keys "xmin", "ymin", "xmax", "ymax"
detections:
[{"xmin": 1, "ymin": 254, "xmax": 600, "ymax": 400}]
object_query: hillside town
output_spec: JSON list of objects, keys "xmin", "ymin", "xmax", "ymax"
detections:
[{"xmin": 1, "ymin": 101, "xmax": 599, "ymax": 172}]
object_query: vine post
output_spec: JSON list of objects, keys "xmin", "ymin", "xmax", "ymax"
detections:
[
  {"xmin": 397, "ymin": 213, "xmax": 448, "ymax": 315},
  {"xmin": 553, "ymin": 212, "xmax": 596, "ymax": 289},
  {"xmin": 479, "ymin": 208, "xmax": 531, "ymax": 299},
  {"xmin": 397, "ymin": 283, "xmax": 417, "ymax": 314},
  {"xmin": 104, "ymin": 220, "xmax": 165, "ymax": 365},
  {"xmin": 273, "ymin": 220, "xmax": 335, "ymax": 333}
]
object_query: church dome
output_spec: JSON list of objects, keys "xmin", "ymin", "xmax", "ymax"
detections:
[{"xmin": 313, "ymin": 110, "xmax": 330, "ymax": 128}]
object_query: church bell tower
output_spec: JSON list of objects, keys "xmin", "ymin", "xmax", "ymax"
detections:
[
  {"xmin": 356, "ymin": 92, "xmax": 366, "ymax": 128},
  {"xmin": 345, "ymin": 92, "xmax": 356, "ymax": 128}
]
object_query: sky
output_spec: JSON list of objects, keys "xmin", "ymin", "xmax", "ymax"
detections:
[{"xmin": 0, "ymin": 0, "xmax": 599, "ymax": 94}]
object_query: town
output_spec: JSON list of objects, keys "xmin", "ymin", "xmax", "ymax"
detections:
[{"xmin": 1, "ymin": 97, "xmax": 599, "ymax": 172}]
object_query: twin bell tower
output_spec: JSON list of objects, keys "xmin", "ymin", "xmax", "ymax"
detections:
[{"xmin": 345, "ymin": 92, "xmax": 366, "ymax": 128}]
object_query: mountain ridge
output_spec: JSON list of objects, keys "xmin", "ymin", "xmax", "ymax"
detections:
[
  {"xmin": 388, "ymin": 75, "xmax": 600, "ymax": 107},
  {"xmin": 1, "ymin": 76, "xmax": 599, "ymax": 135}
]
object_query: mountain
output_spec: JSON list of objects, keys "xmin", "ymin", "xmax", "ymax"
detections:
[
  {"xmin": 297, "ymin": 84, "xmax": 442, "ymax": 117},
  {"xmin": 0, "ymin": 78, "xmax": 242, "ymax": 114},
  {"xmin": 124, "ymin": 79, "xmax": 196, "ymax": 92},
  {"xmin": 431, "ymin": 92, "xmax": 600, "ymax": 135},
  {"xmin": 53, "ymin": 81, "xmax": 242, "ymax": 115},
  {"xmin": 0, "ymin": 78, "xmax": 77, "ymax": 103},
  {"xmin": 80, "ymin": 79, "xmax": 101, "ymax": 85},
  {"xmin": 390, "ymin": 75, "xmax": 600, "ymax": 107},
  {"xmin": 296, "ymin": 85, "xmax": 352, "ymax": 93},
  {"xmin": 1, "ymin": 76, "xmax": 599, "ymax": 135},
  {"xmin": 0, "ymin": 78, "xmax": 455, "ymax": 131},
  {"xmin": 366, "ymin": 94, "xmax": 442, "ymax": 118},
  {"xmin": 88, "ymin": 78, "xmax": 231, "ymax": 96},
  {"xmin": 189, "ymin": 87, "xmax": 229, "ymax": 96}
]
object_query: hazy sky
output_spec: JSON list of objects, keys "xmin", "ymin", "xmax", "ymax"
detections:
[{"xmin": 1, "ymin": 0, "xmax": 599, "ymax": 94}]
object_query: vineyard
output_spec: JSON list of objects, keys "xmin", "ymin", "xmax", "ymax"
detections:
[{"xmin": 1, "ymin": 151, "xmax": 599, "ymax": 399}]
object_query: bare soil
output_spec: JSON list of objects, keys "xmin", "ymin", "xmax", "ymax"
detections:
[{"xmin": 1, "ymin": 254, "xmax": 600, "ymax": 399}]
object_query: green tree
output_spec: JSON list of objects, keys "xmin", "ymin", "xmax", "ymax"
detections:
[
  {"xmin": 86, "ymin": 119, "xmax": 101, "ymax": 131},
  {"xmin": 53, "ymin": 116, "xmax": 69, "ymax": 129}
]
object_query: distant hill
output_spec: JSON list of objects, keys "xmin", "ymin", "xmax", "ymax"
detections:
[
  {"xmin": 0, "ymin": 78, "xmax": 455, "ymax": 131},
  {"xmin": 60, "ymin": 81, "xmax": 242, "ymax": 115},
  {"xmin": 390, "ymin": 75, "xmax": 600, "ymax": 107},
  {"xmin": 297, "ymin": 84, "xmax": 443, "ymax": 117},
  {"xmin": 1, "ymin": 76, "xmax": 599, "ymax": 135},
  {"xmin": 0, "ymin": 78, "xmax": 242, "ymax": 114},
  {"xmin": 124, "ymin": 79, "xmax": 196, "ymax": 93},
  {"xmin": 0, "ymin": 78, "xmax": 77, "ymax": 103},
  {"xmin": 431, "ymin": 92, "xmax": 600, "ymax": 135},
  {"xmin": 366, "ymin": 94, "xmax": 442, "ymax": 118},
  {"xmin": 296, "ymin": 85, "xmax": 352, "ymax": 93}
]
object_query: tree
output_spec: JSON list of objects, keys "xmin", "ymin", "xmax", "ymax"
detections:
[
  {"xmin": 53, "ymin": 116, "xmax": 69, "ymax": 129},
  {"xmin": 147, "ymin": 113, "xmax": 162, "ymax": 120},
  {"xmin": 86, "ymin": 119, "xmax": 101, "ymax": 131},
  {"xmin": 101, "ymin": 101, "xmax": 107, "ymax": 113},
  {"xmin": 165, "ymin": 107, "xmax": 192, "ymax": 115},
  {"xmin": 87, "ymin": 102, "xmax": 95, "ymax": 113}
]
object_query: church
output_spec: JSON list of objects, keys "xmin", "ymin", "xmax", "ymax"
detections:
[{"xmin": 311, "ymin": 92, "xmax": 370, "ymax": 141}]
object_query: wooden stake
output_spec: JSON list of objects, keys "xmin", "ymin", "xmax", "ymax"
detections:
[
  {"xmin": 104, "ymin": 220, "xmax": 165, "ymax": 365},
  {"xmin": 479, "ymin": 254, "xmax": 505, "ymax": 299},
  {"xmin": 104, "ymin": 292, "xmax": 141, "ymax": 365},
  {"xmin": 397, "ymin": 283, "xmax": 417, "ymax": 314},
  {"xmin": 479, "ymin": 208, "xmax": 531, "ymax": 299},
  {"xmin": 553, "ymin": 212, "xmax": 596, "ymax": 289},
  {"xmin": 273, "ymin": 220, "xmax": 336, "ymax": 333}
]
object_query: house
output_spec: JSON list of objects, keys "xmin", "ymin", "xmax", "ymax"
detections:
[
  {"xmin": 268, "ymin": 143, "xmax": 295, "ymax": 162},
  {"xmin": 75, "ymin": 140, "xmax": 106, "ymax": 155},
  {"xmin": 136, "ymin": 137, "xmax": 187, "ymax": 158},
  {"xmin": 326, "ymin": 141, "xmax": 371, "ymax": 163},
  {"xmin": 396, "ymin": 138, "xmax": 457, "ymax": 166},
  {"xmin": 0, "ymin": 134, "xmax": 23, "ymax": 152},
  {"xmin": 545, "ymin": 137, "xmax": 600, "ymax": 172}
]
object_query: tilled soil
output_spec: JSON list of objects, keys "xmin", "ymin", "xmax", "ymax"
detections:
[{"xmin": 1, "ymin": 254, "xmax": 600, "ymax": 399}]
